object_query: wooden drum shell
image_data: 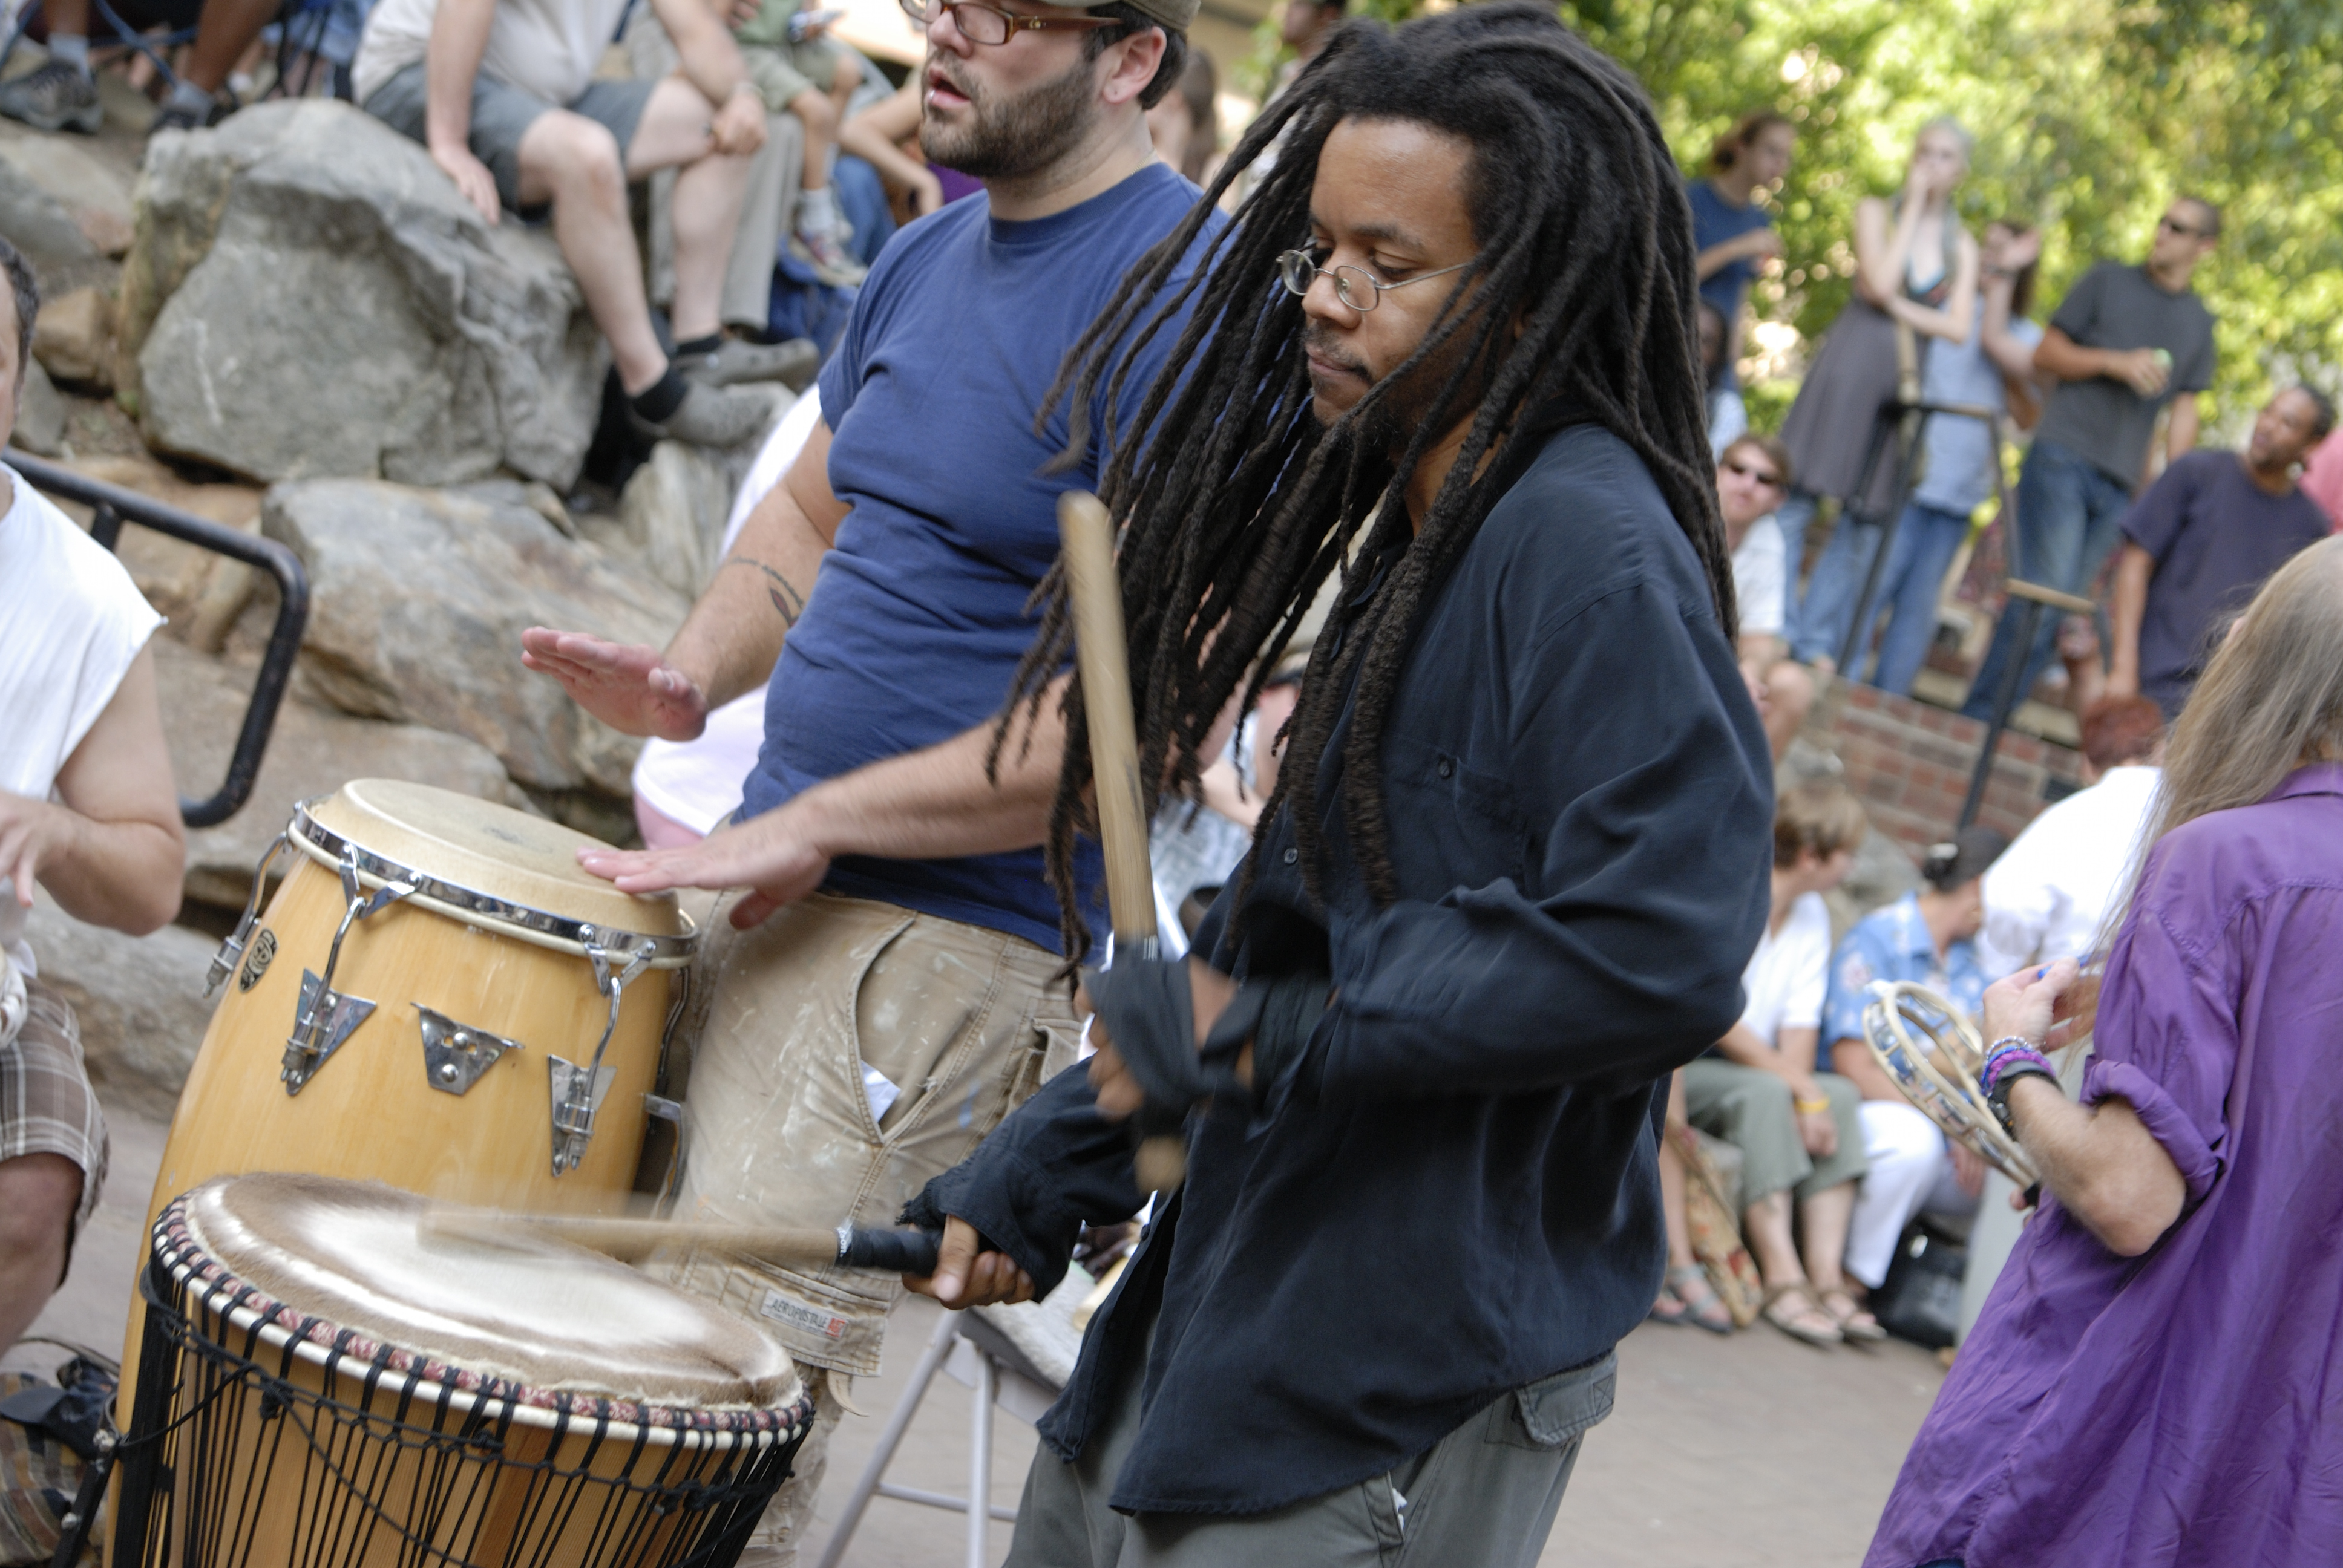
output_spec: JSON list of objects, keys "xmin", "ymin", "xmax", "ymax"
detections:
[{"xmin": 147, "ymin": 849, "xmax": 672, "ymax": 1229}]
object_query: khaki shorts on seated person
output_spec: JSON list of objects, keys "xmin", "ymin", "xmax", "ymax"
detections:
[
  {"xmin": 362, "ymin": 62, "xmax": 660, "ymax": 217},
  {"xmin": 1679, "ymin": 1056, "xmax": 1866, "ymax": 1207},
  {"xmin": 739, "ymin": 39, "xmax": 844, "ymax": 116}
]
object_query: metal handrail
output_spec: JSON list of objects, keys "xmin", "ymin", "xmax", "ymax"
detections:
[{"xmin": 8, "ymin": 449, "xmax": 309, "ymax": 828}]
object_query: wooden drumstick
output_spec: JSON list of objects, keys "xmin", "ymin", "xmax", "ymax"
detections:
[
  {"xmin": 418, "ymin": 1207, "xmax": 943, "ymax": 1275},
  {"xmin": 1057, "ymin": 490, "xmax": 1187, "ymax": 1195}
]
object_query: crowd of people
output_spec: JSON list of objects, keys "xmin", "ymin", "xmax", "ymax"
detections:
[{"xmin": 5, "ymin": 0, "xmax": 2343, "ymax": 1564}]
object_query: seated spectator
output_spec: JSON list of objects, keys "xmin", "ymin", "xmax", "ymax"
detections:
[
  {"xmin": 729, "ymin": 0, "xmax": 867, "ymax": 284},
  {"xmin": 2106, "ymin": 385, "xmax": 2335, "ymax": 719},
  {"xmin": 0, "ymin": 0, "xmax": 274, "ymax": 134},
  {"xmin": 1717, "ymin": 433, "xmax": 1815, "ymax": 759},
  {"xmin": 1649, "ymin": 1068, "xmax": 1733, "ymax": 1333},
  {"xmin": 1680, "ymin": 781, "xmax": 1876, "ymax": 1347},
  {"xmin": 0, "ymin": 237, "xmax": 186, "ymax": 1354},
  {"xmin": 1821, "ymin": 825, "xmax": 2009, "ymax": 1304},
  {"xmin": 354, "ymin": 0, "xmax": 800, "ymax": 448},
  {"xmin": 839, "ymin": 77, "xmax": 982, "ymax": 223},
  {"xmin": 1797, "ymin": 220, "xmax": 2046, "ymax": 690},
  {"xmin": 1975, "ymin": 694, "xmax": 2164, "ymax": 978},
  {"xmin": 1145, "ymin": 48, "xmax": 1216, "ymax": 185},
  {"xmin": 1699, "ymin": 298, "xmax": 1748, "ymax": 459},
  {"xmin": 1149, "ymin": 638, "xmax": 1304, "ymax": 947}
]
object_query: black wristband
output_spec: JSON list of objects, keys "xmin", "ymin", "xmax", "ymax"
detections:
[{"xmin": 1984, "ymin": 1060, "xmax": 2056, "ymax": 1139}]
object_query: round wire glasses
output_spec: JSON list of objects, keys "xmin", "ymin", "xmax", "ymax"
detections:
[{"xmin": 1276, "ymin": 249, "xmax": 1472, "ymax": 312}]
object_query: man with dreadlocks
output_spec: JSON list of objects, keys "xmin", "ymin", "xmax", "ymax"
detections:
[
  {"xmin": 903, "ymin": 4, "xmax": 1774, "ymax": 1561},
  {"xmin": 516, "ymin": 0, "xmax": 1214, "ymax": 1560}
]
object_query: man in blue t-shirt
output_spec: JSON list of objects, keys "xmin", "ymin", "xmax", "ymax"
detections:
[{"xmin": 520, "ymin": 0, "xmax": 1210, "ymax": 1555}]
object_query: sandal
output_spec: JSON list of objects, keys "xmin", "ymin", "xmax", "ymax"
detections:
[
  {"xmin": 1648, "ymin": 1285, "xmax": 1689, "ymax": 1326},
  {"xmin": 1665, "ymin": 1264, "xmax": 1735, "ymax": 1335},
  {"xmin": 1761, "ymin": 1282, "xmax": 1843, "ymax": 1348},
  {"xmin": 1819, "ymin": 1287, "xmax": 1888, "ymax": 1344}
]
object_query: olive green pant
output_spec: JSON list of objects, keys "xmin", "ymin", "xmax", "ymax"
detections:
[{"xmin": 1679, "ymin": 1059, "xmax": 1866, "ymax": 1203}]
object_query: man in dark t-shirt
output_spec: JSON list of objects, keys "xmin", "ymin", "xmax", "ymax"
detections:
[
  {"xmin": 1962, "ymin": 197, "xmax": 2220, "ymax": 720},
  {"xmin": 2108, "ymin": 386, "xmax": 2334, "ymax": 717},
  {"xmin": 517, "ymin": 1, "xmax": 1215, "ymax": 1560}
]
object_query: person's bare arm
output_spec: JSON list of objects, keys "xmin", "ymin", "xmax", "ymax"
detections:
[
  {"xmin": 1, "ymin": 645, "xmax": 184, "ymax": 935},
  {"xmin": 521, "ymin": 417, "xmax": 844, "ymax": 738},
  {"xmin": 424, "ymin": 0, "xmax": 502, "ymax": 221},
  {"xmin": 1694, "ymin": 226, "xmax": 1780, "ymax": 284},
  {"xmin": 1196, "ymin": 757, "xmax": 1261, "ymax": 831},
  {"xmin": 648, "ymin": 0, "xmax": 762, "ymax": 152},
  {"xmin": 1988, "ymin": 961, "xmax": 2186, "ymax": 1255},
  {"xmin": 2164, "ymin": 396, "xmax": 2200, "ymax": 463},
  {"xmin": 1737, "ymin": 630, "xmax": 1786, "ymax": 670},
  {"xmin": 576, "ymin": 682, "xmax": 1069, "ymax": 926},
  {"xmin": 2102, "ymin": 541, "xmax": 2154, "ymax": 699},
  {"xmin": 1881, "ymin": 230, "xmax": 1979, "ymax": 344},
  {"xmin": 840, "ymin": 83, "xmax": 944, "ymax": 214},
  {"xmin": 1853, "ymin": 194, "xmax": 1918, "ymax": 308},
  {"xmin": 2034, "ymin": 326, "xmax": 2170, "ymax": 397},
  {"xmin": 1831, "ymin": 1035, "xmax": 1904, "ymax": 1102},
  {"xmin": 1978, "ymin": 251, "xmax": 2044, "ymax": 429}
]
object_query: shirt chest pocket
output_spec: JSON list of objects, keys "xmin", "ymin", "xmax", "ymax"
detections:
[{"xmin": 1380, "ymin": 736, "xmax": 1529, "ymax": 892}]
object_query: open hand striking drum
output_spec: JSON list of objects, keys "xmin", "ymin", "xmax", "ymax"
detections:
[
  {"xmin": 116, "ymin": 1174, "xmax": 812, "ymax": 1568},
  {"xmin": 1860, "ymin": 979, "xmax": 2040, "ymax": 1188},
  {"xmin": 158, "ymin": 779, "xmax": 698, "ymax": 1226}
]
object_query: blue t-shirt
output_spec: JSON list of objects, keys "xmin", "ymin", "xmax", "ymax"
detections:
[
  {"xmin": 1686, "ymin": 178, "xmax": 1772, "ymax": 321},
  {"xmin": 738, "ymin": 162, "xmax": 1213, "ymax": 953},
  {"xmin": 1820, "ymin": 892, "xmax": 1988, "ymax": 1062}
]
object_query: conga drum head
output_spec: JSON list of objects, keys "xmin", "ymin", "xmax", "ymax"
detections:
[{"xmin": 170, "ymin": 1172, "xmax": 799, "ymax": 1417}]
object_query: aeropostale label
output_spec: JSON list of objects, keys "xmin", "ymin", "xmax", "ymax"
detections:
[{"xmin": 761, "ymin": 1289, "xmax": 848, "ymax": 1338}]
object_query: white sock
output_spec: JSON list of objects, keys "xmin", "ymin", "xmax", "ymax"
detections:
[
  {"xmin": 166, "ymin": 77, "xmax": 215, "ymax": 114},
  {"xmin": 796, "ymin": 184, "xmax": 840, "ymax": 240},
  {"xmin": 48, "ymin": 33, "xmax": 91, "ymax": 74}
]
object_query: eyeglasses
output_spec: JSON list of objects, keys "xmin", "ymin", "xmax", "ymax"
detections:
[
  {"xmin": 1276, "ymin": 248, "xmax": 1471, "ymax": 313},
  {"xmin": 1722, "ymin": 457, "xmax": 1785, "ymax": 490},
  {"xmin": 898, "ymin": 0, "xmax": 1119, "ymax": 45},
  {"xmin": 2158, "ymin": 215, "xmax": 2210, "ymax": 240}
]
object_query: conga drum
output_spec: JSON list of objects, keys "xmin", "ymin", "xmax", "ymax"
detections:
[
  {"xmin": 126, "ymin": 781, "xmax": 698, "ymax": 1425},
  {"xmin": 117, "ymin": 1173, "xmax": 813, "ymax": 1568}
]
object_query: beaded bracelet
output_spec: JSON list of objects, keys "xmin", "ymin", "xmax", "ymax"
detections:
[{"xmin": 1979, "ymin": 1040, "xmax": 2055, "ymax": 1096}]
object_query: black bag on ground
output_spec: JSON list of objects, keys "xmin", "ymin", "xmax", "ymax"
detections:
[{"xmin": 1870, "ymin": 1220, "xmax": 1968, "ymax": 1350}]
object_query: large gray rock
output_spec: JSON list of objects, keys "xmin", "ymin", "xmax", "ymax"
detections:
[
  {"xmin": 0, "ymin": 155, "xmax": 97, "ymax": 286},
  {"xmin": 129, "ymin": 100, "xmax": 603, "ymax": 488},
  {"xmin": 13, "ymin": 357, "xmax": 65, "ymax": 455},
  {"xmin": 612, "ymin": 439, "xmax": 735, "ymax": 598},
  {"xmin": 262, "ymin": 479, "xmax": 689, "ymax": 805},
  {"xmin": 22, "ymin": 901, "xmax": 216, "ymax": 1123},
  {"xmin": 155, "ymin": 639, "xmax": 531, "ymax": 910}
]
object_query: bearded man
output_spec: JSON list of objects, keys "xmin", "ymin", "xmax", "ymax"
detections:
[{"xmin": 519, "ymin": 0, "xmax": 1211, "ymax": 1558}]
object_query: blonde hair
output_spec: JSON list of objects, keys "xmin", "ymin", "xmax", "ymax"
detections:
[{"xmin": 1774, "ymin": 779, "xmax": 1868, "ymax": 868}]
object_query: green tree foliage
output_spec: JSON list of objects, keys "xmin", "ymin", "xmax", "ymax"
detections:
[{"xmin": 1240, "ymin": 0, "xmax": 2343, "ymax": 435}]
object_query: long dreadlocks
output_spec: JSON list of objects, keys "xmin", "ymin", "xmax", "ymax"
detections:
[{"xmin": 1004, "ymin": 1, "xmax": 1735, "ymax": 962}]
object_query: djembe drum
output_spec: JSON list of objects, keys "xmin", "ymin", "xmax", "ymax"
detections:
[{"xmin": 116, "ymin": 1173, "xmax": 813, "ymax": 1568}]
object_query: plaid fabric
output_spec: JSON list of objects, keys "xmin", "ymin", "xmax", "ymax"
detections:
[{"xmin": 0, "ymin": 979, "xmax": 108, "ymax": 1264}]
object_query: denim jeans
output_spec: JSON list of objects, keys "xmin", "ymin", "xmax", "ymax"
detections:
[
  {"xmin": 1772, "ymin": 489, "xmax": 1821, "ymax": 648},
  {"xmin": 1959, "ymin": 437, "xmax": 2134, "ymax": 720},
  {"xmin": 1793, "ymin": 500, "xmax": 1973, "ymax": 691}
]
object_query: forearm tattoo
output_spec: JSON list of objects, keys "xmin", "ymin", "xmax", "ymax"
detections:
[{"xmin": 727, "ymin": 557, "xmax": 805, "ymax": 627}]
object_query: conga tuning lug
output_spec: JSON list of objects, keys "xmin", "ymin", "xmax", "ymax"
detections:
[
  {"xmin": 418, "ymin": 1005, "xmax": 525, "ymax": 1095},
  {"xmin": 283, "ymin": 970, "xmax": 375, "ymax": 1094},
  {"xmin": 548, "ymin": 1057, "xmax": 617, "ymax": 1175},
  {"xmin": 206, "ymin": 832, "xmax": 292, "ymax": 998}
]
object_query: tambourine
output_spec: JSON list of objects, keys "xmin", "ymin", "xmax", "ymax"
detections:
[{"xmin": 1861, "ymin": 979, "xmax": 2040, "ymax": 1188}]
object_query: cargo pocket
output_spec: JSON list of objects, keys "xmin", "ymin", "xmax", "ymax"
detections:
[{"xmin": 1490, "ymin": 1351, "xmax": 1616, "ymax": 1451}]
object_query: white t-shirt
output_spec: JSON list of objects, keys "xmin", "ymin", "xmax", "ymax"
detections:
[
  {"xmin": 355, "ymin": 0, "xmax": 634, "ymax": 113},
  {"xmin": 1738, "ymin": 889, "xmax": 1829, "ymax": 1047},
  {"xmin": 1729, "ymin": 513, "xmax": 1786, "ymax": 641},
  {"xmin": 1974, "ymin": 765, "xmax": 2161, "ymax": 981},
  {"xmin": 629, "ymin": 389, "xmax": 823, "ymax": 836},
  {"xmin": 0, "ymin": 463, "xmax": 163, "ymax": 976}
]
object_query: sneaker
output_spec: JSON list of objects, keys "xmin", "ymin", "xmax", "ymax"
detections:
[
  {"xmin": 790, "ymin": 229, "xmax": 868, "ymax": 288},
  {"xmin": 673, "ymin": 336, "xmax": 819, "ymax": 393},
  {"xmin": 626, "ymin": 379, "xmax": 781, "ymax": 449},
  {"xmin": 149, "ymin": 89, "xmax": 237, "ymax": 137},
  {"xmin": 0, "ymin": 60, "xmax": 103, "ymax": 135}
]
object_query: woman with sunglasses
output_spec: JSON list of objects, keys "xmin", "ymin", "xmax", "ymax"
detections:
[{"xmin": 1717, "ymin": 433, "xmax": 1815, "ymax": 759}]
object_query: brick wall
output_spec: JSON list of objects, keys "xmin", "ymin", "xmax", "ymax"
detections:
[{"xmin": 1805, "ymin": 681, "xmax": 2085, "ymax": 854}]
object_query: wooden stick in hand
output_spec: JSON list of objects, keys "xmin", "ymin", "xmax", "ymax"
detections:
[
  {"xmin": 417, "ymin": 1207, "xmax": 942, "ymax": 1276},
  {"xmin": 1057, "ymin": 489, "xmax": 1187, "ymax": 1195}
]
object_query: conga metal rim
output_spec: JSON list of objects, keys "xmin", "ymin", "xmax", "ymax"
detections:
[
  {"xmin": 151, "ymin": 1194, "xmax": 812, "ymax": 1448},
  {"xmin": 287, "ymin": 798, "xmax": 697, "ymax": 969}
]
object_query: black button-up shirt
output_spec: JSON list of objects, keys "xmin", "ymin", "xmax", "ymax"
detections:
[{"xmin": 913, "ymin": 422, "xmax": 1773, "ymax": 1515}]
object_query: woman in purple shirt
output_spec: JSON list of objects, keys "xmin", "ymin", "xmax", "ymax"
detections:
[{"xmin": 1869, "ymin": 534, "xmax": 2343, "ymax": 1568}]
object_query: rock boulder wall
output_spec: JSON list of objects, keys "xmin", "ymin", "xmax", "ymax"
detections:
[{"xmin": 131, "ymin": 102, "xmax": 605, "ymax": 488}]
